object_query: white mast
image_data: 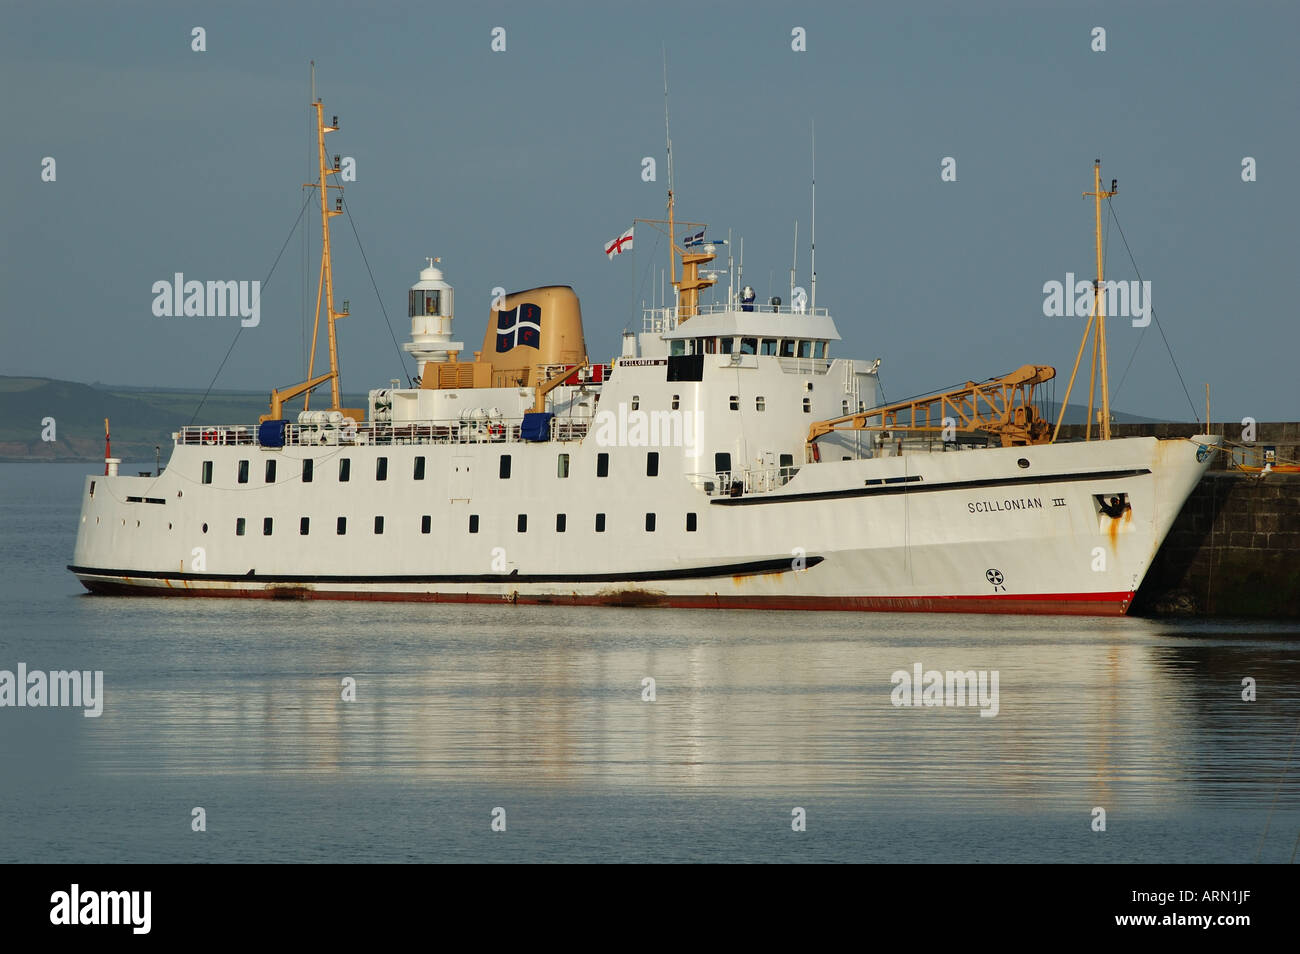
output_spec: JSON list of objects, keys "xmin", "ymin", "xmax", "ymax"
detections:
[{"xmin": 790, "ymin": 220, "xmax": 798, "ymax": 308}]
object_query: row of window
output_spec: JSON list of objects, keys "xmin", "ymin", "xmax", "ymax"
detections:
[
  {"xmin": 669, "ymin": 337, "xmax": 829, "ymax": 359},
  {"xmin": 203, "ymin": 452, "xmax": 664, "ymax": 485},
  {"xmin": 230, "ymin": 512, "xmax": 701, "ymax": 536}
]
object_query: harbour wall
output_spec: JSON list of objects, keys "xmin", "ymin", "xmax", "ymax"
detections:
[{"xmin": 1057, "ymin": 422, "xmax": 1299, "ymax": 618}]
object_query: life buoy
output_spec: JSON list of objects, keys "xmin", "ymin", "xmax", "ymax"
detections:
[
  {"xmin": 489, "ymin": 423, "xmax": 505, "ymax": 439},
  {"xmin": 202, "ymin": 428, "xmax": 218, "ymax": 445}
]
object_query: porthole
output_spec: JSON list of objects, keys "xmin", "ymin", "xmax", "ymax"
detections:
[{"xmin": 1017, "ymin": 458, "xmax": 1030, "ymax": 469}]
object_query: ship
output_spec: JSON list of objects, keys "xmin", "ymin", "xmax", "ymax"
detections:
[{"xmin": 68, "ymin": 94, "xmax": 1219, "ymax": 615}]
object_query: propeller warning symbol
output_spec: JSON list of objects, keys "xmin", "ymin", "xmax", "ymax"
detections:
[{"xmin": 985, "ymin": 568, "xmax": 1006, "ymax": 592}]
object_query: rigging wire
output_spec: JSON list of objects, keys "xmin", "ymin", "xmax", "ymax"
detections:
[
  {"xmin": 1106, "ymin": 201, "xmax": 1201, "ymax": 422},
  {"xmin": 187, "ymin": 190, "xmax": 315, "ymax": 427},
  {"xmin": 339, "ymin": 195, "xmax": 412, "ymax": 386}
]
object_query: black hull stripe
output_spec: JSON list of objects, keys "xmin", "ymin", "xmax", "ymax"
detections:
[
  {"xmin": 711, "ymin": 467, "xmax": 1152, "ymax": 506},
  {"xmin": 66, "ymin": 555, "xmax": 823, "ymax": 586}
]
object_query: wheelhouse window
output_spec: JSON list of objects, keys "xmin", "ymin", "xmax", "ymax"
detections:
[
  {"xmin": 779, "ymin": 340, "xmax": 796, "ymax": 358},
  {"xmin": 797, "ymin": 340, "xmax": 813, "ymax": 359},
  {"xmin": 670, "ymin": 339, "xmax": 686, "ymax": 356},
  {"xmin": 815, "ymin": 341, "xmax": 827, "ymax": 359},
  {"xmin": 740, "ymin": 337, "xmax": 757, "ymax": 354},
  {"xmin": 761, "ymin": 339, "xmax": 778, "ymax": 356},
  {"xmin": 719, "ymin": 337, "xmax": 735, "ymax": 354}
]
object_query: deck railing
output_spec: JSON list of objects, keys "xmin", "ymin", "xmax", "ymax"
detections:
[{"xmin": 177, "ymin": 416, "xmax": 592, "ymax": 449}]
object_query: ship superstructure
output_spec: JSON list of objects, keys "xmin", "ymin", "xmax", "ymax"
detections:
[{"xmin": 69, "ymin": 99, "xmax": 1218, "ymax": 614}]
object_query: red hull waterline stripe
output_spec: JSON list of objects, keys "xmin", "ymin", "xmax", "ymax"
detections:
[{"xmin": 72, "ymin": 576, "xmax": 1135, "ymax": 616}]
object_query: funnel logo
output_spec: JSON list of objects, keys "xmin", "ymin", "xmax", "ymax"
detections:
[{"xmin": 496, "ymin": 302, "xmax": 541, "ymax": 352}]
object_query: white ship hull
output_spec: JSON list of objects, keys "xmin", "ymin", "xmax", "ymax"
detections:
[{"xmin": 70, "ymin": 422, "xmax": 1217, "ymax": 615}]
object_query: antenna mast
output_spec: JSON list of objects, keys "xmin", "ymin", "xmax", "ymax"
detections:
[
  {"xmin": 663, "ymin": 50, "xmax": 676, "ymax": 298},
  {"xmin": 790, "ymin": 221, "xmax": 798, "ymax": 308},
  {"xmin": 810, "ymin": 120, "xmax": 817, "ymax": 311}
]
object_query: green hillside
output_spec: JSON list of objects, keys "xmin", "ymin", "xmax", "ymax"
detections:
[{"xmin": 0, "ymin": 376, "xmax": 368, "ymax": 462}]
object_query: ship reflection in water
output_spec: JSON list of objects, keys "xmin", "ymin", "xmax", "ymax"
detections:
[{"xmin": 3, "ymin": 465, "xmax": 1297, "ymax": 863}]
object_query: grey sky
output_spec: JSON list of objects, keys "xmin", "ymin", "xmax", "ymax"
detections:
[{"xmin": 2, "ymin": 0, "xmax": 1296, "ymax": 421}]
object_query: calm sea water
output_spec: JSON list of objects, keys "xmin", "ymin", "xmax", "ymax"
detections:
[{"xmin": 1, "ymin": 461, "xmax": 1296, "ymax": 863}]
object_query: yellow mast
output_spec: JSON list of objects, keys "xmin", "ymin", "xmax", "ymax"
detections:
[
  {"xmin": 1052, "ymin": 159, "xmax": 1117, "ymax": 443},
  {"xmin": 262, "ymin": 94, "xmax": 350, "ymax": 422}
]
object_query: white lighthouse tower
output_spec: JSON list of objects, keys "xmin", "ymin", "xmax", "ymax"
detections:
[{"xmin": 403, "ymin": 259, "xmax": 464, "ymax": 380}]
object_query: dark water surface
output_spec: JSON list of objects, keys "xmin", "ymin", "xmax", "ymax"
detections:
[{"xmin": 1, "ymin": 463, "xmax": 1296, "ymax": 862}]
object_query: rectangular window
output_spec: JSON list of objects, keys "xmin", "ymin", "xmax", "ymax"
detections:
[
  {"xmin": 265, "ymin": 459, "xmax": 276, "ymax": 483},
  {"xmin": 671, "ymin": 395, "xmax": 680, "ymax": 410},
  {"xmin": 414, "ymin": 456, "xmax": 426, "ymax": 480},
  {"xmin": 719, "ymin": 337, "xmax": 734, "ymax": 354},
  {"xmin": 263, "ymin": 517, "xmax": 273, "ymax": 536},
  {"xmin": 595, "ymin": 513, "xmax": 606, "ymax": 532},
  {"xmin": 339, "ymin": 458, "xmax": 351, "ymax": 482},
  {"xmin": 556, "ymin": 513, "xmax": 567, "ymax": 533},
  {"xmin": 237, "ymin": 460, "xmax": 249, "ymax": 484},
  {"xmin": 376, "ymin": 457, "xmax": 388, "ymax": 481},
  {"xmin": 761, "ymin": 339, "xmax": 778, "ymax": 356},
  {"xmin": 597, "ymin": 453, "xmax": 609, "ymax": 478},
  {"xmin": 202, "ymin": 461, "xmax": 213, "ymax": 484},
  {"xmin": 729, "ymin": 395, "xmax": 739, "ymax": 411},
  {"xmin": 780, "ymin": 453, "xmax": 795, "ymax": 469},
  {"xmin": 797, "ymin": 340, "xmax": 812, "ymax": 358},
  {"xmin": 517, "ymin": 514, "xmax": 527, "ymax": 533},
  {"xmin": 802, "ymin": 397, "xmax": 812, "ymax": 413},
  {"xmin": 631, "ymin": 395, "xmax": 640, "ymax": 411},
  {"xmin": 557, "ymin": 453, "xmax": 570, "ymax": 478},
  {"xmin": 469, "ymin": 515, "xmax": 479, "ymax": 534},
  {"xmin": 646, "ymin": 452, "xmax": 659, "ymax": 477},
  {"xmin": 645, "ymin": 513, "xmax": 656, "ymax": 532},
  {"xmin": 300, "ymin": 517, "xmax": 310, "ymax": 535},
  {"xmin": 302, "ymin": 458, "xmax": 313, "ymax": 483},
  {"xmin": 236, "ymin": 517, "xmax": 246, "ymax": 536},
  {"xmin": 499, "ymin": 455, "xmax": 511, "ymax": 479},
  {"xmin": 814, "ymin": 341, "xmax": 827, "ymax": 359},
  {"xmin": 756, "ymin": 396, "xmax": 766, "ymax": 411},
  {"xmin": 779, "ymin": 340, "xmax": 796, "ymax": 357},
  {"xmin": 686, "ymin": 512, "xmax": 698, "ymax": 532},
  {"xmin": 715, "ymin": 452, "xmax": 732, "ymax": 473},
  {"xmin": 337, "ymin": 516, "xmax": 347, "ymax": 535},
  {"xmin": 670, "ymin": 339, "xmax": 686, "ymax": 356},
  {"xmin": 374, "ymin": 515, "xmax": 384, "ymax": 534},
  {"xmin": 421, "ymin": 515, "xmax": 431, "ymax": 534},
  {"xmin": 740, "ymin": 337, "xmax": 758, "ymax": 354}
]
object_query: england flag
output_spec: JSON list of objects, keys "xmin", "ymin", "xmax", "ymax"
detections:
[{"xmin": 605, "ymin": 226, "xmax": 634, "ymax": 259}]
